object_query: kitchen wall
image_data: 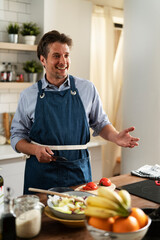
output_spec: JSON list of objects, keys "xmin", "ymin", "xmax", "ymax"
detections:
[
  {"xmin": 0, "ymin": 0, "xmax": 92, "ymax": 133},
  {"xmin": 0, "ymin": 0, "xmax": 36, "ymax": 114},
  {"xmin": 122, "ymin": 0, "xmax": 160, "ymax": 173}
]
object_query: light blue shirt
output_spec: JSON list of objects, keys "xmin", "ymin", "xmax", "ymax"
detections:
[{"xmin": 10, "ymin": 75, "xmax": 111, "ymax": 152}]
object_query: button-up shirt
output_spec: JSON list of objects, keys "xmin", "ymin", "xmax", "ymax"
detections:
[{"xmin": 10, "ymin": 75, "xmax": 111, "ymax": 152}]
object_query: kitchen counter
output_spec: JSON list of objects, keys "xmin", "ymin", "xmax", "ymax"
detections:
[
  {"xmin": 0, "ymin": 144, "xmax": 24, "ymax": 160},
  {"xmin": 0, "ymin": 137, "xmax": 107, "ymax": 197},
  {"xmin": 17, "ymin": 174, "xmax": 158, "ymax": 240}
]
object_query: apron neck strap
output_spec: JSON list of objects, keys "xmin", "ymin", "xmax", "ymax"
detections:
[
  {"xmin": 69, "ymin": 75, "xmax": 76, "ymax": 91},
  {"xmin": 38, "ymin": 80, "xmax": 43, "ymax": 93}
]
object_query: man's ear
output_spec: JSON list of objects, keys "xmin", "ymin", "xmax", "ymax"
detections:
[{"xmin": 40, "ymin": 55, "xmax": 46, "ymax": 67}]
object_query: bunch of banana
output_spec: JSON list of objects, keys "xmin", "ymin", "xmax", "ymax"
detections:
[{"xmin": 85, "ymin": 187, "xmax": 131, "ymax": 218}]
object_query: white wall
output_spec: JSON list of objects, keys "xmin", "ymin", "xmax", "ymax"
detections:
[
  {"xmin": 122, "ymin": 0, "xmax": 160, "ymax": 173},
  {"xmin": 0, "ymin": 0, "xmax": 92, "ymax": 114},
  {"xmin": 43, "ymin": 0, "xmax": 92, "ymax": 80}
]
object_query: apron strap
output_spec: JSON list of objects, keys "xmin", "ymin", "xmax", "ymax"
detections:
[
  {"xmin": 31, "ymin": 140, "xmax": 88, "ymax": 150},
  {"xmin": 38, "ymin": 80, "xmax": 45, "ymax": 98},
  {"xmin": 69, "ymin": 75, "xmax": 77, "ymax": 96}
]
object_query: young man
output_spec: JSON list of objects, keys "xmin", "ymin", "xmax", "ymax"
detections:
[{"xmin": 10, "ymin": 30, "xmax": 139, "ymax": 194}]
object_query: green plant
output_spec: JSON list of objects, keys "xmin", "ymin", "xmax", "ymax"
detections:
[
  {"xmin": 7, "ymin": 23, "xmax": 20, "ymax": 34},
  {"xmin": 20, "ymin": 22, "xmax": 40, "ymax": 36},
  {"xmin": 23, "ymin": 60, "xmax": 43, "ymax": 73}
]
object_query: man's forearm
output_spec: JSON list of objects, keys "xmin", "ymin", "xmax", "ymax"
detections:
[
  {"xmin": 99, "ymin": 124, "xmax": 119, "ymax": 144},
  {"xmin": 16, "ymin": 139, "xmax": 38, "ymax": 156}
]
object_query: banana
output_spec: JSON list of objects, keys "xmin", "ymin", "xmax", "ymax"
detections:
[
  {"xmin": 85, "ymin": 205, "xmax": 118, "ymax": 218},
  {"xmin": 86, "ymin": 195, "xmax": 120, "ymax": 211},
  {"xmin": 98, "ymin": 187, "xmax": 123, "ymax": 205},
  {"xmin": 118, "ymin": 189, "xmax": 131, "ymax": 209}
]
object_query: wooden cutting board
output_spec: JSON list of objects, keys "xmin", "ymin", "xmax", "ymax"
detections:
[{"xmin": 75, "ymin": 183, "xmax": 116, "ymax": 195}]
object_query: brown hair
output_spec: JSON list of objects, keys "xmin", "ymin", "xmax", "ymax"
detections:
[{"xmin": 37, "ymin": 30, "xmax": 73, "ymax": 60}]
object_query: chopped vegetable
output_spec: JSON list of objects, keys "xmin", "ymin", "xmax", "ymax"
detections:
[{"xmin": 49, "ymin": 194, "xmax": 86, "ymax": 214}]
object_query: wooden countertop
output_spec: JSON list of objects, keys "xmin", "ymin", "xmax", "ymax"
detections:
[{"xmin": 16, "ymin": 174, "xmax": 159, "ymax": 240}]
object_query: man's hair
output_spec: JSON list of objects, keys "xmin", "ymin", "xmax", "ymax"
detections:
[{"xmin": 37, "ymin": 30, "xmax": 73, "ymax": 60}]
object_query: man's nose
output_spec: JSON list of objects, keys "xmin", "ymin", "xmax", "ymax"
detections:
[{"xmin": 59, "ymin": 56, "xmax": 66, "ymax": 64}]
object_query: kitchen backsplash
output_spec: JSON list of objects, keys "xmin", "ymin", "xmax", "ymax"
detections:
[
  {"xmin": 0, "ymin": 0, "xmax": 35, "ymax": 137},
  {"xmin": 0, "ymin": 0, "xmax": 35, "ymax": 130}
]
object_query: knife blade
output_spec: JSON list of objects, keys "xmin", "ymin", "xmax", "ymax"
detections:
[{"xmin": 50, "ymin": 154, "xmax": 68, "ymax": 161}]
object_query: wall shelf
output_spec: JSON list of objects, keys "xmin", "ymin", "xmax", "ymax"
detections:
[
  {"xmin": 0, "ymin": 42, "xmax": 37, "ymax": 51},
  {"xmin": 0, "ymin": 82, "xmax": 32, "ymax": 89},
  {"xmin": 0, "ymin": 42, "xmax": 37, "ymax": 88}
]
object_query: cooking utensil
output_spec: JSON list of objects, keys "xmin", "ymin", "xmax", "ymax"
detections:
[
  {"xmin": 28, "ymin": 188, "xmax": 84, "ymax": 202},
  {"xmin": 50, "ymin": 154, "xmax": 68, "ymax": 161}
]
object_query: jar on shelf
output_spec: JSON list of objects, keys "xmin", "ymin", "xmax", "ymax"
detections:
[{"xmin": 13, "ymin": 195, "xmax": 42, "ymax": 239}]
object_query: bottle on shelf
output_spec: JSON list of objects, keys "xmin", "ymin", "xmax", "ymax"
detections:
[
  {"xmin": 0, "ymin": 63, "xmax": 7, "ymax": 82},
  {"xmin": 6, "ymin": 62, "xmax": 13, "ymax": 82}
]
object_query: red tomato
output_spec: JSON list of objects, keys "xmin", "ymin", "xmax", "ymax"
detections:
[
  {"xmin": 83, "ymin": 182, "xmax": 98, "ymax": 190},
  {"xmin": 99, "ymin": 177, "xmax": 111, "ymax": 186}
]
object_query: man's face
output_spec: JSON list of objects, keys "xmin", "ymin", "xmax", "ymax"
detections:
[{"xmin": 40, "ymin": 41, "xmax": 71, "ymax": 84}]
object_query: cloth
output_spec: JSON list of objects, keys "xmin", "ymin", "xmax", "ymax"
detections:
[
  {"xmin": 23, "ymin": 76, "xmax": 92, "ymax": 194},
  {"xmin": 131, "ymin": 164, "xmax": 160, "ymax": 180},
  {"xmin": 10, "ymin": 75, "xmax": 111, "ymax": 152}
]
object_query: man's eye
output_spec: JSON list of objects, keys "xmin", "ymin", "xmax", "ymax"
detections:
[
  {"xmin": 65, "ymin": 54, "xmax": 69, "ymax": 58},
  {"xmin": 53, "ymin": 55, "xmax": 60, "ymax": 58}
]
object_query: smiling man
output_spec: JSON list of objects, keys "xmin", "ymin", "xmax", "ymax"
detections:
[{"xmin": 10, "ymin": 30, "xmax": 139, "ymax": 194}]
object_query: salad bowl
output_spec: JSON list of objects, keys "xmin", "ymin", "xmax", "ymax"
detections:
[{"xmin": 47, "ymin": 190, "xmax": 92, "ymax": 220}]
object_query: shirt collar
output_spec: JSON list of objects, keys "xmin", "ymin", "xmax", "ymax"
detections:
[{"xmin": 41, "ymin": 74, "xmax": 70, "ymax": 90}]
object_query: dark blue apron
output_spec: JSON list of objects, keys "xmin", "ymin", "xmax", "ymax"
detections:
[{"xmin": 24, "ymin": 75, "xmax": 92, "ymax": 194}]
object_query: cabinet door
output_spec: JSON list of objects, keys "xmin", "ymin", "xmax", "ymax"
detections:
[{"xmin": 0, "ymin": 157, "xmax": 25, "ymax": 198}]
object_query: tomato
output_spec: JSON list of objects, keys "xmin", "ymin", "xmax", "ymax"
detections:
[
  {"xmin": 83, "ymin": 182, "xmax": 98, "ymax": 190},
  {"xmin": 99, "ymin": 177, "xmax": 111, "ymax": 186}
]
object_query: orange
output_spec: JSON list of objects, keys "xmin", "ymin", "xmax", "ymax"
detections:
[
  {"xmin": 113, "ymin": 216, "xmax": 140, "ymax": 233},
  {"xmin": 88, "ymin": 216, "xmax": 115, "ymax": 231},
  {"xmin": 130, "ymin": 207, "xmax": 148, "ymax": 228}
]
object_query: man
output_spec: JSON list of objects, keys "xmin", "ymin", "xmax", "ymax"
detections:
[{"xmin": 10, "ymin": 30, "xmax": 139, "ymax": 194}]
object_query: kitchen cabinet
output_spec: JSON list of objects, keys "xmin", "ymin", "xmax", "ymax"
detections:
[{"xmin": 0, "ymin": 145, "xmax": 25, "ymax": 198}]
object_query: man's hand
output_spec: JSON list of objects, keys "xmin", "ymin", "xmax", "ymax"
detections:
[
  {"xmin": 35, "ymin": 145, "xmax": 55, "ymax": 162},
  {"xmin": 16, "ymin": 139, "xmax": 55, "ymax": 162},
  {"xmin": 116, "ymin": 127, "xmax": 140, "ymax": 148},
  {"xmin": 99, "ymin": 124, "xmax": 140, "ymax": 148}
]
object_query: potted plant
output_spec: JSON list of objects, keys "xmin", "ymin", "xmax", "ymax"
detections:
[
  {"xmin": 7, "ymin": 23, "xmax": 20, "ymax": 43},
  {"xmin": 20, "ymin": 22, "xmax": 40, "ymax": 45},
  {"xmin": 23, "ymin": 60, "xmax": 43, "ymax": 82}
]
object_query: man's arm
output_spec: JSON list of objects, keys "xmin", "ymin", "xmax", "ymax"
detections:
[
  {"xmin": 99, "ymin": 124, "xmax": 140, "ymax": 148},
  {"xmin": 16, "ymin": 139, "xmax": 54, "ymax": 163}
]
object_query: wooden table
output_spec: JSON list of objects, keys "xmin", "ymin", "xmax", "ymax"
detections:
[{"xmin": 17, "ymin": 174, "xmax": 159, "ymax": 240}]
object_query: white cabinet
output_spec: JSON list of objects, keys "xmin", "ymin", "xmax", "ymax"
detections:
[{"xmin": 0, "ymin": 145, "xmax": 25, "ymax": 198}]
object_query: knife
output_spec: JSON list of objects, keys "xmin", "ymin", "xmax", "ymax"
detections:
[{"xmin": 50, "ymin": 154, "xmax": 68, "ymax": 161}]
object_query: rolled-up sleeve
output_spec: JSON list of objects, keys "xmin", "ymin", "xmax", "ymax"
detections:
[
  {"xmin": 89, "ymin": 83, "xmax": 111, "ymax": 136},
  {"xmin": 10, "ymin": 92, "xmax": 32, "ymax": 152}
]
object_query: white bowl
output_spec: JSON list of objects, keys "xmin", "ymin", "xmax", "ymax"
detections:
[
  {"xmin": 86, "ymin": 216, "xmax": 152, "ymax": 240},
  {"xmin": 47, "ymin": 191, "xmax": 92, "ymax": 220}
]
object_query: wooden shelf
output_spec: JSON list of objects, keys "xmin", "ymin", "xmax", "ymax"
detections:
[
  {"xmin": 0, "ymin": 42, "xmax": 37, "ymax": 51},
  {"xmin": 0, "ymin": 82, "xmax": 32, "ymax": 89}
]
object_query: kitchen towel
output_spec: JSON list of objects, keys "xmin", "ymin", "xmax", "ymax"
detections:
[{"xmin": 131, "ymin": 164, "xmax": 160, "ymax": 180}]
